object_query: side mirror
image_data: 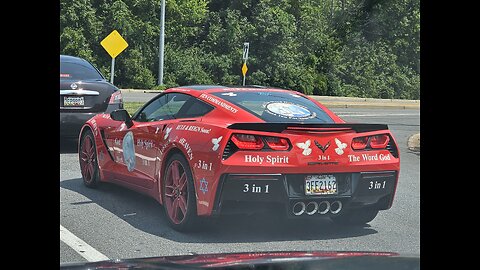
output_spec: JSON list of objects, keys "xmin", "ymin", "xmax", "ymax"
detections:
[{"xmin": 110, "ymin": 109, "xmax": 133, "ymax": 128}]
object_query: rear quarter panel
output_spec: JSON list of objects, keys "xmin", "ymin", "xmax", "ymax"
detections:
[
  {"xmin": 159, "ymin": 121, "xmax": 232, "ymax": 215},
  {"xmin": 79, "ymin": 113, "xmax": 122, "ymax": 181}
]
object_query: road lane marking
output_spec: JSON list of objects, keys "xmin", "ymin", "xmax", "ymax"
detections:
[{"xmin": 60, "ymin": 225, "xmax": 109, "ymax": 262}]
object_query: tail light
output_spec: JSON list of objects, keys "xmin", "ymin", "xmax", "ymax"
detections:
[
  {"xmin": 231, "ymin": 134, "xmax": 264, "ymax": 150},
  {"xmin": 223, "ymin": 133, "xmax": 292, "ymax": 160},
  {"xmin": 109, "ymin": 91, "xmax": 123, "ymax": 104},
  {"xmin": 229, "ymin": 134, "xmax": 291, "ymax": 151},
  {"xmin": 351, "ymin": 134, "xmax": 391, "ymax": 150},
  {"xmin": 369, "ymin": 134, "xmax": 390, "ymax": 149},
  {"xmin": 352, "ymin": 137, "xmax": 369, "ymax": 150},
  {"xmin": 265, "ymin": 136, "xmax": 290, "ymax": 150}
]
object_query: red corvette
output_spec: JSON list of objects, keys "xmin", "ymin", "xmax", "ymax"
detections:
[{"xmin": 78, "ymin": 85, "xmax": 400, "ymax": 231}]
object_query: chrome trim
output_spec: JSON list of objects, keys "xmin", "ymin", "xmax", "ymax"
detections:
[
  {"xmin": 305, "ymin": 201, "xmax": 319, "ymax": 215},
  {"xmin": 60, "ymin": 90, "xmax": 100, "ymax": 96},
  {"xmin": 292, "ymin": 202, "xmax": 306, "ymax": 216},
  {"xmin": 318, "ymin": 201, "xmax": 330, "ymax": 214},
  {"xmin": 330, "ymin": 201, "xmax": 342, "ymax": 214},
  {"xmin": 59, "ymin": 106, "xmax": 93, "ymax": 110}
]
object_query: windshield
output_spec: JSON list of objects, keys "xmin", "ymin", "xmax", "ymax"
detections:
[
  {"xmin": 60, "ymin": 61, "xmax": 104, "ymax": 81},
  {"xmin": 60, "ymin": 0, "xmax": 420, "ymax": 268},
  {"xmin": 212, "ymin": 91, "xmax": 334, "ymax": 123}
]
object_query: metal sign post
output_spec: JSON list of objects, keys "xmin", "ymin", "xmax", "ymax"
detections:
[
  {"xmin": 110, "ymin": 58, "xmax": 115, "ymax": 84},
  {"xmin": 242, "ymin": 42, "xmax": 249, "ymax": 86}
]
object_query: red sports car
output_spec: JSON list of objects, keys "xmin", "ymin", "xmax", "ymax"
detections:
[{"xmin": 78, "ymin": 85, "xmax": 400, "ymax": 231}]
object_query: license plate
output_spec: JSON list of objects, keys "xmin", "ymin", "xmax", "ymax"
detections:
[
  {"xmin": 64, "ymin": 96, "xmax": 84, "ymax": 106},
  {"xmin": 305, "ymin": 175, "xmax": 337, "ymax": 195}
]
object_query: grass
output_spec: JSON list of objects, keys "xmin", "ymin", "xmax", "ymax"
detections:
[
  {"xmin": 123, "ymin": 102, "xmax": 144, "ymax": 115},
  {"xmin": 123, "ymin": 101, "xmax": 184, "ymax": 118}
]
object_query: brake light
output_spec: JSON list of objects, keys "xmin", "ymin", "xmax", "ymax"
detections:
[
  {"xmin": 265, "ymin": 136, "xmax": 290, "ymax": 151},
  {"xmin": 352, "ymin": 136, "xmax": 368, "ymax": 150},
  {"xmin": 352, "ymin": 134, "xmax": 390, "ymax": 150},
  {"xmin": 231, "ymin": 134, "xmax": 264, "ymax": 150},
  {"xmin": 369, "ymin": 134, "xmax": 390, "ymax": 149},
  {"xmin": 109, "ymin": 91, "xmax": 123, "ymax": 104}
]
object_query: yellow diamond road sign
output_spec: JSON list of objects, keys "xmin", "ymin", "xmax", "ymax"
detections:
[
  {"xmin": 101, "ymin": 30, "xmax": 128, "ymax": 58},
  {"xmin": 242, "ymin": 63, "xmax": 248, "ymax": 76}
]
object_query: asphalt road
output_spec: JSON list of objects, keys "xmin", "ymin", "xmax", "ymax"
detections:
[{"xmin": 60, "ymin": 107, "xmax": 420, "ymax": 264}]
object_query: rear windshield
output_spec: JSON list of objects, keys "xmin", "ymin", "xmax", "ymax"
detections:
[
  {"xmin": 211, "ymin": 91, "xmax": 334, "ymax": 123},
  {"xmin": 60, "ymin": 61, "xmax": 104, "ymax": 80}
]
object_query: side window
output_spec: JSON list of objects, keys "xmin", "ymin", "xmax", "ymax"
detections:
[
  {"xmin": 135, "ymin": 93, "xmax": 189, "ymax": 122},
  {"xmin": 177, "ymin": 99, "xmax": 214, "ymax": 118}
]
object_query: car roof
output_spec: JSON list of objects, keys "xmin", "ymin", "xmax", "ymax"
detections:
[
  {"xmin": 60, "ymin": 54, "xmax": 90, "ymax": 64},
  {"xmin": 172, "ymin": 85, "xmax": 290, "ymax": 93}
]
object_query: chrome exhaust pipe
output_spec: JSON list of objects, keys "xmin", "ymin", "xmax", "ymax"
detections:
[
  {"xmin": 330, "ymin": 200, "xmax": 342, "ymax": 214},
  {"xmin": 317, "ymin": 201, "xmax": 330, "ymax": 214},
  {"xmin": 292, "ymin": 201, "xmax": 306, "ymax": 216},
  {"xmin": 305, "ymin": 201, "xmax": 319, "ymax": 215}
]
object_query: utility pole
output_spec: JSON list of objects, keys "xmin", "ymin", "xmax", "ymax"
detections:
[
  {"xmin": 331, "ymin": 0, "xmax": 334, "ymax": 18},
  {"xmin": 158, "ymin": 0, "xmax": 165, "ymax": 85}
]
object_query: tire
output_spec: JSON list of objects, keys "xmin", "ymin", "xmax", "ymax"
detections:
[
  {"xmin": 162, "ymin": 153, "xmax": 198, "ymax": 231},
  {"xmin": 79, "ymin": 129, "xmax": 101, "ymax": 188},
  {"xmin": 331, "ymin": 208, "xmax": 379, "ymax": 226}
]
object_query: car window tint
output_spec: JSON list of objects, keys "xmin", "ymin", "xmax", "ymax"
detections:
[
  {"xmin": 177, "ymin": 99, "xmax": 214, "ymax": 118},
  {"xmin": 212, "ymin": 91, "xmax": 334, "ymax": 123},
  {"xmin": 60, "ymin": 62, "xmax": 104, "ymax": 80},
  {"xmin": 135, "ymin": 93, "xmax": 190, "ymax": 122}
]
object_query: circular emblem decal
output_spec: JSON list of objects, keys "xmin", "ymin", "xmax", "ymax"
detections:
[
  {"xmin": 265, "ymin": 102, "xmax": 314, "ymax": 120},
  {"xmin": 70, "ymin": 83, "xmax": 78, "ymax": 90},
  {"xmin": 122, "ymin": 131, "xmax": 136, "ymax": 172}
]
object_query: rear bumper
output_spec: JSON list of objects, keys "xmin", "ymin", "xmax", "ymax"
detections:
[
  {"xmin": 211, "ymin": 171, "xmax": 398, "ymax": 218},
  {"xmin": 60, "ymin": 104, "xmax": 121, "ymax": 138}
]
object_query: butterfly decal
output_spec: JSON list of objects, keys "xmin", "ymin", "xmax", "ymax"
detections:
[
  {"xmin": 212, "ymin": 136, "xmax": 223, "ymax": 151},
  {"xmin": 296, "ymin": 139, "xmax": 312, "ymax": 156},
  {"xmin": 314, "ymin": 140, "xmax": 331, "ymax": 153},
  {"xmin": 334, "ymin": 138, "xmax": 347, "ymax": 155},
  {"xmin": 164, "ymin": 127, "xmax": 172, "ymax": 140}
]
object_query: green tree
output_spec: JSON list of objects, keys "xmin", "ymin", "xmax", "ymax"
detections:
[
  {"xmin": 59, "ymin": 0, "xmax": 420, "ymax": 99},
  {"xmin": 60, "ymin": 0, "xmax": 101, "ymax": 64}
]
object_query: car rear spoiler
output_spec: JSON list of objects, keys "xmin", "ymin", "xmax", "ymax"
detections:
[{"xmin": 227, "ymin": 123, "xmax": 389, "ymax": 133}]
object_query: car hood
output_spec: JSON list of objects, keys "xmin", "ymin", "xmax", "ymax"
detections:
[{"xmin": 60, "ymin": 250, "xmax": 420, "ymax": 269}]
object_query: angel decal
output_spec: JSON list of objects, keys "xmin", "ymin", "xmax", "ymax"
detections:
[
  {"xmin": 296, "ymin": 139, "xmax": 312, "ymax": 156},
  {"xmin": 212, "ymin": 136, "xmax": 223, "ymax": 151},
  {"xmin": 334, "ymin": 138, "xmax": 347, "ymax": 155}
]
